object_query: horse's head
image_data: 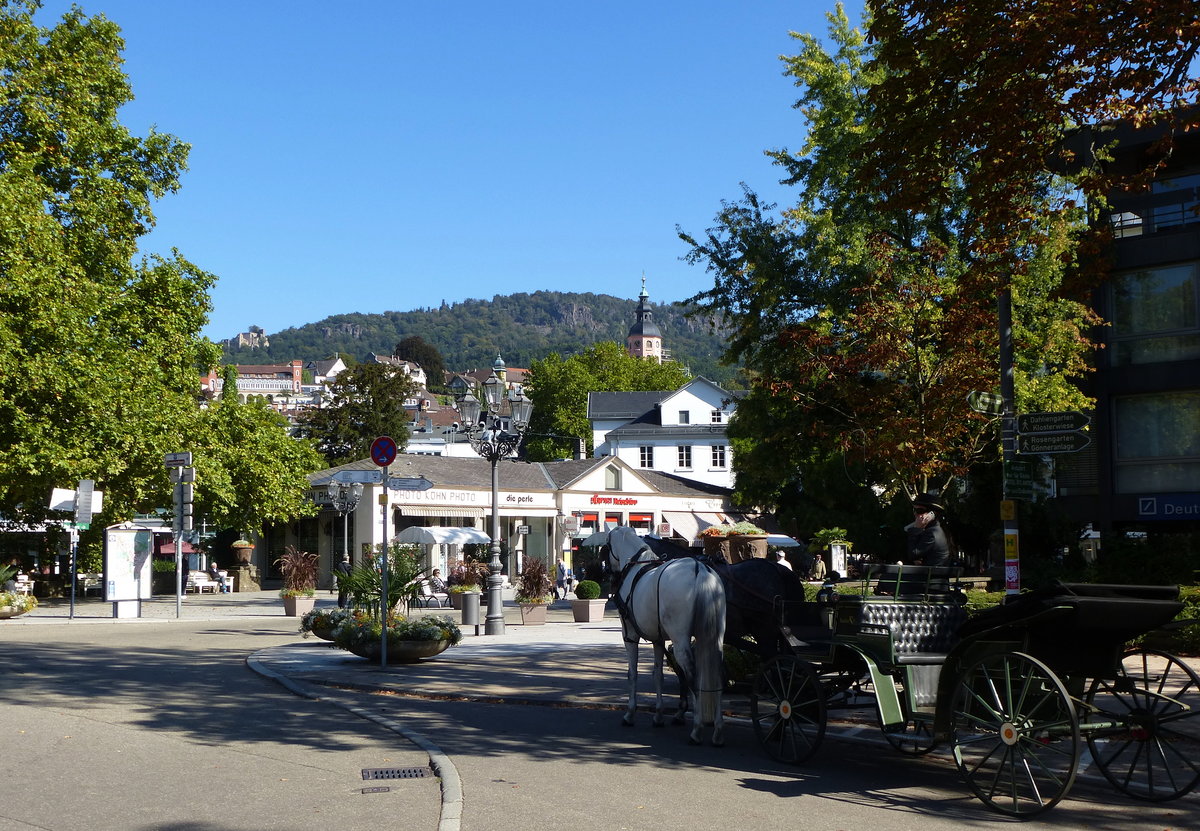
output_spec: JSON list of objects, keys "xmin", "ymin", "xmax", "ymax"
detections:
[{"xmin": 605, "ymin": 526, "xmax": 656, "ymax": 572}]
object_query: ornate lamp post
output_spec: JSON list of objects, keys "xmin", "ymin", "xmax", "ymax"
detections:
[
  {"xmin": 458, "ymin": 376, "xmax": 533, "ymax": 636},
  {"xmin": 326, "ymin": 481, "xmax": 364, "ymax": 566}
]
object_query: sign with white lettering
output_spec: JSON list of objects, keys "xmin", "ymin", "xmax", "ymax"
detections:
[
  {"xmin": 1017, "ymin": 411, "xmax": 1091, "ymax": 434},
  {"xmin": 333, "ymin": 470, "xmax": 384, "ymax": 484},
  {"xmin": 1137, "ymin": 494, "xmax": 1200, "ymax": 518},
  {"xmin": 1017, "ymin": 432, "xmax": 1091, "ymax": 455}
]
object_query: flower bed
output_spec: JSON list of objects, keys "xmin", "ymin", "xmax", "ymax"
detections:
[
  {"xmin": 0, "ymin": 591, "xmax": 38, "ymax": 619},
  {"xmin": 332, "ymin": 611, "xmax": 463, "ymax": 662}
]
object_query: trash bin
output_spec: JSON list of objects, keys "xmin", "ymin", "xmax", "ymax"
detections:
[{"xmin": 461, "ymin": 591, "xmax": 480, "ymax": 628}]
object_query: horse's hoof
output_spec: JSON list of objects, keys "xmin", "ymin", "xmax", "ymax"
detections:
[
  {"xmin": 712, "ymin": 736, "xmax": 725, "ymax": 748},
  {"xmin": 652, "ymin": 720, "xmax": 665, "ymax": 729},
  {"xmin": 671, "ymin": 715, "xmax": 685, "ymax": 726},
  {"xmin": 688, "ymin": 735, "xmax": 702, "ymax": 746},
  {"xmin": 622, "ymin": 716, "xmax": 635, "ymax": 727}
]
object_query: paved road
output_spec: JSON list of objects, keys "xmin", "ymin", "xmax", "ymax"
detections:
[{"xmin": 3, "ymin": 592, "xmax": 1198, "ymax": 830}]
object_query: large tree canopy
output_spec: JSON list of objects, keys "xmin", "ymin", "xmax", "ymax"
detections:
[
  {"xmin": 0, "ymin": 2, "xmax": 321, "ymax": 546},
  {"xmin": 865, "ymin": 0, "xmax": 1200, "ymax": 244},
  {"xmin": 0, "ymin": 1, "xmax": 217, "ymax": 525},
  {"xmin": 524, "ymin": 342, "xmax": 691, "ymax": 462},
  {"xmin": 681, "ymin": 6, "xmax": 1096, "ymax": 510}
]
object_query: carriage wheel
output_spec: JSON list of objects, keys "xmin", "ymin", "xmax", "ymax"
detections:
[
  {"xmin": 950, "ymin": 651, "xmax": 1080, "ymax": 817},
  {"xmin": 1084, "ymin": 649, "xmax": 1200, "ymax": 802},
  {"xmin": 751, "ymin": 655, "xmax": 827, "ymax": 765}
]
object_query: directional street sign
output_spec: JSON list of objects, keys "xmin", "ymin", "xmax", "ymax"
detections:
[
  {"xmin": 370, "ymin": 436, "xmax": 398, "ymax": 467},
  {"xmin": 164, "ymin": 451, "xmax": 193, "ymax": 468},
  {"xmin": 1017, "ymin": 411, "xmax": 1090, "ymax": 434},
  {"xmin": 332, "ymin": 469, "xmax": 384, "ymax": 485},
  {"xmin": 967, "ymin": 390, "xmax": 1005, "ymax": 416},
  {"xmin": 1018, "ymin": 431, "xmax": 1091, "ymax": 455},
  {"xmin": 387, "ymin": 476, "xmax": 434, "ymax": 492}
]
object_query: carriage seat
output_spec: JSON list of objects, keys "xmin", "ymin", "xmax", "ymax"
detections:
[{"xmin": 857, "ymin": 600, "xmax": 968, "ymax": 665}]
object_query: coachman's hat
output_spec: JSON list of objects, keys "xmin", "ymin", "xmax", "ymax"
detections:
[{"xmin": 912, "ymin": 492, "xmax": 946, "ymax": 513}]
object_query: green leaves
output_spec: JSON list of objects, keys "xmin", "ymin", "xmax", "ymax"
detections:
[{"xmin": 296, "ymin": 362, "xmax": 416, "ymax": 465}]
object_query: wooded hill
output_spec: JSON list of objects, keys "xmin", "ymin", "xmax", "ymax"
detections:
[{"xmin": 220, "ymin": 291, "xmax": 739, "ymax": 384}]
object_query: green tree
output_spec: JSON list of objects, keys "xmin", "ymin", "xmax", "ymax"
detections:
[
  {"xmin": 191, "ymin": 394, "xmax": 324, "ymax": 538},
  {"xmin": 524, "ymin": 342, "xmax": 691, "ymax": 461},
  {"xmin": 0, "ymin": 2, "xmax": 221, "ymax": 528},
  {"xmin": 681, "ymin": 6, "xmax": 1097, "ymax": 505},
  {"xmin": 393, "ymin": 335, "xmax": 446, "ymax": 390},
  {"xmin": 297, "ymin": 362, "xmax": 416, "ymax": 465}
]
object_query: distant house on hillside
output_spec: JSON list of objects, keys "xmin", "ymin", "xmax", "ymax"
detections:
[
  {"xmin": 367, "ymin": 353, "xmax": 427, "ymax": 388},
  {"xmin": 304, "ymin": 356, "xmax": 347, "ymax": 385},
  {"xmin": 588, "ymin": 377, "xmax": 742, "ymax": 489}
]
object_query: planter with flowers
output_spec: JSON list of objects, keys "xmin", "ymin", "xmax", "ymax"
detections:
[
  {"xmin": 515, "ymin": 558, "xmax": 553, "ymax": 625},
  {"xmin": 332, "ymin": 611, "xmax": 463, "ymax": 662},
  {"xmin": 276, "ymin": 545, "xmax": 318, "ymax": 616},
  {"xmin": 299, "ymin": 606, "xmax": 351, "ymax": 641},
  {"xmin": 570, "ymin": 579, "xmax": 606, "ymax": 622},
  {"xmin": 0, "ymin": 590, "xmax": 37, "ymax": 620},
  {"xmin": 699, "ymin": 523, "xmax": 768, "ymax": 563}
]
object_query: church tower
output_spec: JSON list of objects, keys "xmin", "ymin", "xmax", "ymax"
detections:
[{"xmin": 626, "ymin": 275, "xmax": 663, "ymax": 363}]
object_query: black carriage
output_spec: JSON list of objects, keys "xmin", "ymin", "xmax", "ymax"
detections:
[{"xmin": 744, "ymin": 565, "xmax": 1200, "ymax": 817}]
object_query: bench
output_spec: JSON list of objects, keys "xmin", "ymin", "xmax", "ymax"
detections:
[
  {"xmin": 415, "ymin": 580, "xmax": 451, "ymax": 608},
  {"xmin": 186, "ymin": 571, "xmax": 230, "ymax": 593}
]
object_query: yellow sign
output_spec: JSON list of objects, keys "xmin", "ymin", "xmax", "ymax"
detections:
[{"xmin": 1000, "ymin": 500, "xmax": 1016, "ymax": 521}]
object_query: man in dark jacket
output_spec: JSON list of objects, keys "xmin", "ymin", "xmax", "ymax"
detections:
[
  {"xmin": 333, "ymin": 554, "xmax": 352, "ymax": 608},
  {"xmin": 906, "ymin": 492, "xmax": 951, "ymax": 567}
]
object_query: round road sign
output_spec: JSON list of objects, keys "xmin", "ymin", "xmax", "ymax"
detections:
[{"xmin": 370, "ymin": 435, "xmax": 398, "ymax": 467}]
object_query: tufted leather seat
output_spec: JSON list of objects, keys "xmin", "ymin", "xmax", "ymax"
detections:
[{"xmin": 857, "ymin": 600, "xmax": 967, "ymax": 664}]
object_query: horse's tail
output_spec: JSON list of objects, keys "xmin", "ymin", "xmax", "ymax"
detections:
[{"xmin": 693, "ymin": 567, "xmax": 727, "ymax": 726}]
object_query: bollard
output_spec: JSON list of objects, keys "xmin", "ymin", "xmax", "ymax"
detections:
[{"xmin": 461, "ymin": 591, "xmax": 481, "ymax": 635}]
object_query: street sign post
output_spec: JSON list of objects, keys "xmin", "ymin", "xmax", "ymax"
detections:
[
  {"xmin": 370, "ymin": 436, "xmax": 398, "ymax": 467},
  {"xmin": 1017, "ymin": 432, "xmax": 1092, "ymax": 455},
  {"xmin": 1017, "ymin": 411, "xmax": 1090, "ymax": 434},
  {"xmin": 164, "ymin": 451, "xmax": 192, "ymax": 468},
  {"xmin": 387, "ymin": 476, "xmax": 434, "ymax": 491},
  {"xmin": 967, "ymin": 390, "xmax": 1005, "ymax": 416},
  {"xmin": 332, "ymin": 469, "xmax": 384, "ymax": 485}
]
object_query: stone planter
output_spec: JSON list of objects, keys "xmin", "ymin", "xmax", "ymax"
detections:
[
  {"xmin": 702, "ymin": 536, "xmax": 732, "ymax": 563},
  {"xmin": 282, "ymin": 594, "xmax": 316, "ymax": 617},
  {"xmin": 345, "ymin": 638, "xmax": 451, "ymax": 662},
  {"xmin": 310, "ymin": 618, "xmax": 338, "ymax": 641},
  {"xmin": 231, "ymin": 542, "xmax": 255, "ymax": 565},
  {"xmin": 571, "ymin": 598, "xmax": 606, "ymax": 623},
  {"xmin": 0, "ymin": 605, "xmax": 30, "ymax": 620},
  {"xmin": 728, "ymin": 534, "xmax": 769, "ymax": 563},
  {"xmin": 519, "ymin": 602, "xmax": 548, "ymax": 625}
]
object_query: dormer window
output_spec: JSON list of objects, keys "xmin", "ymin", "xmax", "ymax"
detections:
[{"xmin": 605, "ymin": 465, "xmax": 622, "ymax": 491}]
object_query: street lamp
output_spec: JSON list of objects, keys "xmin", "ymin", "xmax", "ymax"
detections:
[
  {"xmin": 458, "ymin": 379, "xmax": 533, "ymax": 636},
  {"xmin": 326, "ymin": 481, "xmax": 364, "ymax": 566}
]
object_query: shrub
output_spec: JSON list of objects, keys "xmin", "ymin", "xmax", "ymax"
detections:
[
  {"xmin": 275, "ymin": 545, "xmax": 318, "ymax": 597},
  {"xmin": 516, "ymin": 558, "xmax": 553, "ymax": 603},
  {"xmin": 575, "ymin": 579, "xmax": 601, "ymax": 600}
]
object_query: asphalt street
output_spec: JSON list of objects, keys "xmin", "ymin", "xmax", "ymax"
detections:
[{"xmin": 2, "ymin": 591, "xmax": 1197, "ymax": 830}]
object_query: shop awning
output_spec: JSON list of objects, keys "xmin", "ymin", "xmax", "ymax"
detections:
[
  {"xmin": 156, "ymin": 540, "xmax": 195, "ymax": 555},
  {"xmin": 661, "ymin": 511, "xmax": 727, "ymax": 543},
  {"xmin": 394, "ymin": 526, "xmax": 492, "ymax": 545},
  {"xmin": 398, "ymin": 506, "xmax": 486, "ymax": 518}
]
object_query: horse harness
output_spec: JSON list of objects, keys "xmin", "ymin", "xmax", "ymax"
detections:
[{"xmin": 608, "ymin": 543, "xmax": 715, "ymax": 646}]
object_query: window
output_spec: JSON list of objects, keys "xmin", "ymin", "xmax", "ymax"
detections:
[
  {"xmin": 677, "ymin": 445, "xmax": 692, "ymax": 469},
  {"xmin": 678, "ymin": 410, "xmax": 690, "ymax": 425},
  {"xmin": 630, "ymin": 513, "xmax": 653, "ymax": 531},
  {"xmin": 711, "ymin": 445, "xmax": 727, "ymax": 468},
  {"xmin": 1111, "ymin": 263, "xmax": 1200, "ymax": 365},
  {"xmin": 604, "ymin": 465, "xmax": 622, "ymax": 491},
  {"xmin": 639, "ymin": 446, "xmax": 654, "ymax": 468},
  {"xmin": 711, "ymin": 409, "xmax": 724, "ymax": 424},
  {"xmin": 1114, "ymin": 391, "xmax": 1200, "ymax": 492}
]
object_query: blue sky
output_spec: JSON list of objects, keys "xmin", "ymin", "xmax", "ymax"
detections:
[{"xmin": 36, "ymin": 1, "xmax": 849, "ymax": 342}]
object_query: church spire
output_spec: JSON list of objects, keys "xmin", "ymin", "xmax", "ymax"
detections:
[{"xmin": 626, "ymin": 273, "xmax": 663, "ymax": 363}]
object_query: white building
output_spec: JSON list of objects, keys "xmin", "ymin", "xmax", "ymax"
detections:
[{"xmin": 588, "ymin": 377, "xmax": 742, "ymax": 490}]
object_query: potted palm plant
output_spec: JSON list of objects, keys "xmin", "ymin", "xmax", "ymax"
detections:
[
  {"xmin": 275, "ymin": 545, "xmax": 318, "ymax": 616},
  {"xmin": 570, "ymin": 579, "xmax": 606, "ymax": 622},
  {"xmin": 515, "ymin": 557, "xmax": 553, "ymax": 625}
]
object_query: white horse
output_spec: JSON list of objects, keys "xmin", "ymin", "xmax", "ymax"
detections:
[{"xmin": 605, "ymin": 526, "xmax": 726, "ymax": 745}]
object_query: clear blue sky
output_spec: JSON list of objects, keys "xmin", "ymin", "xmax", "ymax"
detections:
[{"xmin": 36, "ymin": 1, "xmax": 850, "ymax": 342}]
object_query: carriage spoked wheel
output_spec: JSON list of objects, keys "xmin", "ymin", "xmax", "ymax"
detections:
[
  {"xmin": 751, "ymin": 655, "xmax": 827, "ymax": 765},
  {"xmin": 950, "ymin": 651, "xmax": 1080, "ymax": 817},
  {"xmin": 1084, "ymin": 649, "xmax": 1200, "ymax": 802}
]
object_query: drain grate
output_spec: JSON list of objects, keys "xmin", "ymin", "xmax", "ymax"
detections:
[{"xmin": 362, "ymin": 766, "xmax": 433, "ymax": 780}]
